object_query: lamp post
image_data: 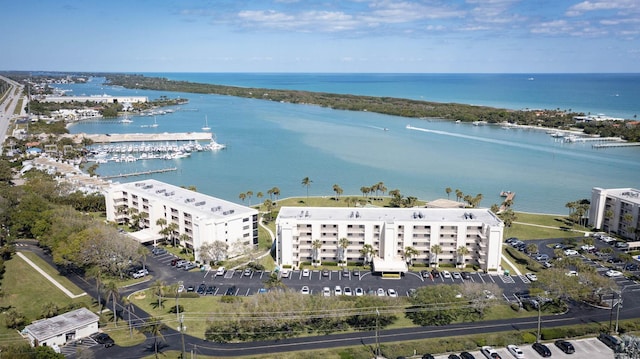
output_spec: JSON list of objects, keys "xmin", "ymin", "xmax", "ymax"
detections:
[
  {"xmin": 536, "ymin": 300, "xmax": 542, "ymax": 342},
  {"xmin": 615, "ymin": 290, "xmax": 623, "ymax": 334}
]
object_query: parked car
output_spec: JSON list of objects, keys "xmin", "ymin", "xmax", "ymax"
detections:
[
  {"xmin": 505, "ymin": 237, "xmax": 519, "ymax": 244},
  {"xmin": 534, "ymin": 254, "xmax": 549, "ymax": 262},
  {"xmin": 461, "ymin": 272, "xmax": 471, "ymax": 280},
  {"xmin": 170, "ymin": 258, "xmax": 178, "ymax": 266},
  {"xmin": 355, "ymin": 287, "xmax": 364, "ymax": 296},
  {"xmin": 183, "ymin": 262, "xmax": 198, "ymax": 271},
  {"xmin": 431, "ymin": 269, "xmax": 440, "ymax": 278},
  {"xmin": 197, "ymin": 283, "xmax": 206, "ymax": 295},
  {"xmin": 243, "ymin": 268, "xmax": 253, "ymax": 277},
  {"xmin": 554, "ymin": 339, "xmax": 575, "ymax": 354},
  {"xmin": 525, "ymin": 273, "xmax": 538, "ymax": 281},
  {"xmin": 442, "ymin": 270, "xmax": 452, "ymax": 279},
  {"xmin": 598, "ymin": 332, "xmax": 624, "ymax": 352},
  {"xmin": 420, "ymin": 270, "xmax": 430, "ymax": 278},
  {"xmin": 564, "ymin": 249, "xmax": 579, "ymax": 256},
  {"xmin": 352, "ymin": 269, "xmax": 360, "ymax": 276},
  {"xmin": 376, "ymin": 287, "xmax": 386, "ymax": 296},
  {"xmin": 322, "ymin": 287, "xmax": 331, "ymax": 297},
  {"xmin": 91, "ymin": 333, "xmax": 115, "ymax": 348},
  {"xmin": 452, "ymin": 272, "xmax": 462, "ymax": 279},
  {"xmin": 581, "ymin": 244, "xmax": 596, "ymax": 251},
  {"xmin": 625, "ymin": 263, "xmax": 638, "ymax": 271},
  {"xmin": 606, "ymin": 269, "xmax": 623, "ymax": 277},
  {"xmin": 342, "ymin": 268, "xmax": 350, "ymax": 277},
  {"xmin": 300, "ymin": 286, "xmax": 310, "ymax": 294},
  {"xmin": 507, "ymin": 344, "xmax": 525, "ymax": 359},
  {"xmin": 422, "ymin": 355, "xmax": 435, "ymax": 359},
  {"xmin": 205, "ymin": 286, "xmax": 216, "ymax": 295},
  {"xmin": 225, "ymin": 286, "xmax": 236, "ymax": 296},
  {"xmin": 343, "ymin": 287, "xmax": 353, "ymax": 296},
  {"xmin": 615, "ymin": 241, "xmax": 629, "ymax": 249},
  {"xmin": 216, "ymin": 267, "xmax": 226, "ymax": 276},
  {"xmin": 532, "ymin": 342, "xmax": 551, "ymax": 357},
  {"xmin": 175, "ymin": 259, "xmax": 188, "ymax": 268},
  {"xmin": 387, "ymin": 288, "xmax": 398, "ymax": 297},
  {"xmin": 151, "ymin": 247, "xmax": 167, "ymax": 256},
  {"xmin": 481, "ymin": 346, "xmax": 502, "ymax": 359},
  {"xmin": 460, "ymin": 352, "xmax": 475, "ymax": 359},
  {"xmin": 448, "ymin": 355, "xmax": 461, "ymax": 359},
  {"xmin": 132, "ymin": 269, "xmax": 148, "ymax": 279},
  {"xmin": 334, "ymin": 285, "xmax": 342, "ymax": 296},
  {"xmin": 302, "ymin": 269, "xmax": 310, "ymax": 277},
  {"xmin": 322, "ymin": 269, "xmax": 330, "ymax": 277},
  {"xmin": 186, "ymin": 284, "xmax": 195, "ymax": 292},
  {"xmin": 280, "ymin": 269, "xmax": 290, "ymax": 278}
]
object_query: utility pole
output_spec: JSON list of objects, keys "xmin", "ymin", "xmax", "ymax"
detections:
[
  {"xmin": 610, "ymin": 291, "xmax": 615, "ymax": 333},
  {"xmin": 615, "ymin": 291, "xmax": 622, "ymax": 334},
  {"xmin": 180, "ymin": 314, "xmax": 186, "ymax": 358},
  {"xmin": 536, "ymin": 300, "xmax": 542, "ymax": 342},
  {"xmin": 375, "ymin": 307, "xmax": 380, "ymax": 357}
]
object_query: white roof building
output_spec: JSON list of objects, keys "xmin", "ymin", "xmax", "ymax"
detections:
[
  {"xmin": 105, "ymin": 179, "xmax": 259, "ymax": 261},
  {"xmin": 22, "ymin": 307, "xmax": 99, "ymax": 348},
  {"xmin": 589, "ymin": 187, "xmax": 640, "ymax": 241},
  {"xmin": 276, "ymin": 207, "xmax": 504, "ymax": 273}
]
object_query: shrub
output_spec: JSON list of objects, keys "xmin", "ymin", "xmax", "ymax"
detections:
[
  {"xmin": 168, "ymin": 305, "xmax": 184, "ymax": 314},
  {"xmin": 521, "ymin": 332, "xmax": 537, "ymax": 344}
]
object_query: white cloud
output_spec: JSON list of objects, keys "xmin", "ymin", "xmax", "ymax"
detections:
[{"xmin": 566, "ymin": 0, "xmax": 639, "ymax": 16}]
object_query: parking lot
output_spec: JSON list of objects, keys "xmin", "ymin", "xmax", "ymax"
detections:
[{"xmin": 424, "ymin": 337, "xmax": 616, "ymax": 359}]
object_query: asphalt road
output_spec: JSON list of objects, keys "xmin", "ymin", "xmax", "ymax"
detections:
[{"xmin": 0, "ymin": 75, "xmax": 24, "ymax": 153}]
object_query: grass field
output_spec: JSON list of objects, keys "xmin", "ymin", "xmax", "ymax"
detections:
[{"xmin": 19, "ymin": 251, "xmax": 86, "ymax": 297}]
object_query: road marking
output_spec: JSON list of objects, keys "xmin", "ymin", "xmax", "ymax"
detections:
[{"xmin": 16, "ymin": 252, "xmax": 87, "ymax": 299}]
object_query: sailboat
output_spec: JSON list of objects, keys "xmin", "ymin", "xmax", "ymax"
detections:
[
  {"xmin": 202, "ymin": 115, "xmax": 211, "ymax": 131},
  {"xmin": 150, "ymin": 116, "xmax": 159, "ymax": 128}
]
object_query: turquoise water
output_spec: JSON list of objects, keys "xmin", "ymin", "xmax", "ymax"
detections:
[{"xmin": 62, "ymin": 75, "xmax": 640, "ymax": 214}]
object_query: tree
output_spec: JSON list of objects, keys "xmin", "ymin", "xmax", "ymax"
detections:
[
  {"xmin": 431, "ymin": 244, "xmax": 442, "ymax": 267},
  {"xmin": 445, "ymin": 187, "xmax": 452, "ymax": 199},
  {"xmin": 455, "ymin": 189, "xmax": 463, "ymax": 202},
  {"xmin": 264, "ymin": 273, "xmax": 286, "ymax": 289},
  {"xmin": 40, "ymin": 302, "xmax": 59, "ymax": 319},
  {"xmin": 332, "ymin": 184, "xmax": 343, "ymax": 201},
  {"xmin": 246, "ymin": 190, "xmax": 253, "ymax": 205},
  {"xmin": 104, "ymin": 281, "xmax": 121, "ymax": 326},
  {"xmin": 142, "ymin": 317, "xmax": 168, "ymax": 359},
  {"xmin": 263, "ymin": 199, "xmax": 275, "ymax": 221},
  {"xmin": 155, "ymin": 218, "xmax": 167, "ymax": 246},
  {"xmin": 122, "ymin": 295, "xmax": 136, "ymax": 339},
  {"xmin": 199, "ymin": 240, "xmax": 229, "ymax": 265},
  {"xmin": 360, "ymin": 186, "xmax": 371, "ymax": 198},
  {"xmin": 359, "ymin": 244, "xmax": 376, "ymax": 264},
  {"xmin": 165, "ymin": 222, "xmax": 179, "ymax": 247},
  {"xmin": 403, "ymin": 246, "xmax": 418, "ymax": 266},
  {"xmin": 456, "ymin": 246, "xmax": 470, "ymax": 268},
  {"xmin": 151, "ymin": 280, "xmax": 166, "ymax": 309},
  {"xmin": 338, "ymin": 237, "xmax": 349, "ymax": 265},
  {"xmin": 301, "ymin": 177, "xmax": 312, "ymax": 199},
  {"xmin": 86, "ymin": 266, "xmax": 104, "ymax": 310},
  {"xmin": 526, "ymin": 243, "xmax": 539, "ymax": 255},
  {"xmin": 238, "ymin": 192, "xmax": 246, "ymax": 203},
  {"xmin": 312, "ymin": 239, "xmax": 322, "ymax": 266},
  {"xmin": 256, "ymin": 191, "xmax": 263, "ymax": 202}
]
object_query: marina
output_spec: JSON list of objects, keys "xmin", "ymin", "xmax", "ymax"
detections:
[
  {"xmin": 81, "ymin": 132, "xmax": 214, "ymax": 143},
  {"xmin": 101, "ymin": 167, "xmax": 177, "ymax": 179},
  {"xmin": 86, "ymin": 140, "xmax": 225, "ymax": 163}
]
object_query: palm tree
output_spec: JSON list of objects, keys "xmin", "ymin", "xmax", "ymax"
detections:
[
  {"xmin": 445, "ymin": 187, "xmax": 452, "ymax": 200},
  {"xmin": 122, "ymin": 296, "xmax": 136, "ymax": 338},
  {"xmin": 333, "ymin": 184, "xmax": 343, "ymax": 201},
  {"xmin": 142, "ymin": 317, "xmax": 168, "ymax": 359},
  {"xmin": 403, "ymin": 246, "xmax": 418, "ymax": 266},
  {"xmin": 360, "ymin": 186, "xmax": 371, "ymax": 198},
  {"xmin": 256, "ymin": 191, "xmax": 263, "ymax": 202},
  {"xmin": 155, "ymin": 218, "xmax": 167, "ymax": 247},
  {"xmin": 312, "ymin": 239, "xmax": 322, "ymax": 266},
  {"xmin": 267, "ymin": 188, "xmax": 274, "ymax": 200},
  {"xmin": 86, "ymin": 266, "xmax": 104, "ymax": 310},
  {"xmin": 377, "ymin": 182, "xmax": 387, "ymax": 198},
  {"xmin": 179, "ymin": 233, "xmax": 191, "ymax": 257},
  {"xmin": 604, "ymin": 210, "xmax": 614, "ymax": 233},
  {"xmin": 166, "ymin": 222, "xmax": 179, "ymax": 247},
  {"xmin": 246, "ymin": 190, "xmax": 253, "ymax": 205},
  {"xmin": 151, "ymin": 280, "xmax": 166, "ymax": 310},
  {"xmin": 456, "ymin": 246, "xmax": 469, "ymax": 268},
  {"xmin": 430, "ymin": 244, "xmax": 442, "ymax": 268},
  {"xmin": 455, "ymin": 189, "xmax": 463, "ymax": 202},
  {"xmin": 359, "ymin": 244, "xmax": 377, "ymax": 264},
  {"xmin": 263, "ymin": 199, "xmax": 275, "ymax": 221},
  {"xmin": 104, "ymin": 281, "xmax": 120, "ymax": 327},
  {"xmin": 338, "ymin": 237, "xmax": 349, "ymax": 265},
  {"xmin": 238, "ymin": 192, "xmax": 246, "ymax": 203},
  {"xmin": 272, "ymin": 186, "xmax": 281, "ymax": 201},
  {"xmin": 301, "ymin": 177, "xmax": 312, "ymax": 199}
]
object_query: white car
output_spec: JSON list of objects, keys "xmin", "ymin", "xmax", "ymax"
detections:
[
  {"xmin": 566, "ymin": 270, "xmax": 578, "ymax": 276},
  {"xmin": 452, "ymin": 272, "xmax": 461, "ymax": 279},
  {"xmin": 302, "ymin": 269, "xmax": 310, "ymax": 277},
  {"xmin": 334, "ymin": 285, "xmax": 342, "ymax": 295},
  {"xmin": 355, "ymin": 287, "xmax": 364, "ymax": 296},
  {"xmin": 507, "ymin": 344, "xmax": 525, "ymax": 359},
  {"xmin": 343, "ymin": 287, "xmax": 353, "ymax": 296},
  {"xmin": 216, "ymin": 267, "xmax": 226, "ymax": 276},
  {"xmin": 581, "ymin": 244, "xmax": 595, "ymax": 251},
  {"xmin": 387, "ymin": 288, "xmax": 398, "ymax": 297},
  {"xmin": 132, "ymin": 269, "xmax": 148, "ymax": 279},
  {"xmin": 280, "ymin": 269, "xmax": 290, "ymax": 278},
  {"xmin": 606, "ymin": 269, "xmax": 623, "ymax": 277},
  {"xmin": 564, "ymin": 249, "xmax": 579, "ymax": 256},
  {"xmin": 442, "ymin": 270, "xmax": 452, "ymax": 279},
  {"xmin": 525, "ymin": 272, "xmax": 538, "ymax": 281},
  {"xmin": 300, "ymin": 286, "xmax": 310, "ymax": 294},
  {"xmin": 322, "ymin": 287, "xmax": 331, "ymax": 297},
  {"xmin": 376, "ymin": 287, "xmax": 386, "ymax": 296},
  {"xmin": 481, "ymin": 346, "xmax": 502, "ymax": 359}
]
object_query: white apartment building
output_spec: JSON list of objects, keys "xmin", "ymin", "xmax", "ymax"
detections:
[
  {"xmin": 589, "ymin": 187, "xmax": 640, "ymax": 240},
  {"xmin": 105, "ymin": 179, "xmax": 259, "ymax": 261},
  {"xmin": 22, "ymin": 307, "xmax": 99, "ymax": 349},
  {"xmin": 276, "ymin": 207, "xmax": 504, "ymax": 273}
]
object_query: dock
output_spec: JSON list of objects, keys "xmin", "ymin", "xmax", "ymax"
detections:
[
  {"xmin": 66, "ymin": 132, "xmax": 213, "ymax": 144},
  {"xmin": 101, "ymin": 167, "xmax": 177, "ymax": 179},
  {"xmin": 592, "ymin": 142, "xmax": 640, "ymax": 149},
  {"xmin": 499, "ymin": 191, "xmax": 515, "ymax": 212}
]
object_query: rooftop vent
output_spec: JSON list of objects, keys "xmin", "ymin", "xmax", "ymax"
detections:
[
  {"xmin": 195, "ymin": 201, "xmax": 205, "ymax": 206},
  {"xmin": 156, "ymin": 189, "xmax": 166, "ymax": 194}
]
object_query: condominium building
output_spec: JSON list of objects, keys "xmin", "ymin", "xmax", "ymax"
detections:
[
  {"xmin": 105, "ymin": 179, "xmax": 259, "ymax": 261},
  {"xmin": 276, "ymin": 207, "xmax": 504, "ymax": 273},
  {"xmin": 589, "ymin": 187, "xmax": 640, "ymax": 240}
]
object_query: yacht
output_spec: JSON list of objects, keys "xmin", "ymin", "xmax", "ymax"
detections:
[{"xmin": 202, "ymin": 115, "xmax": 211, "ymax": 131}]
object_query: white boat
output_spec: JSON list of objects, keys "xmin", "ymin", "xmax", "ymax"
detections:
[
  {"xmin": 119, "ymin": 116, "xmax": 133, "ymax": 124},
  {"xmin": 202, "ymin": 115, "xmax": 211, "ymax": 131},
  {"xmin": 150, "ymin": 116, "xmax": 159, "ymax": 128}
]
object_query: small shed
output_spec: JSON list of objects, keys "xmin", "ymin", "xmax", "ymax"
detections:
[{"xmin": 22, "ymin": 307, "xmax": 99, "ymax": 348}]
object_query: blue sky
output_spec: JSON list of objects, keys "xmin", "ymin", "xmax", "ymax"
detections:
[{"xmin": 1, "ymin": 0, "xmax": 639, "ymax": 73}]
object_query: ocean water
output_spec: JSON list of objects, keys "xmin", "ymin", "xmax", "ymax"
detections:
[{"xmin": 61, "ymin": 74, "xmax": 640, "ymax": 214}]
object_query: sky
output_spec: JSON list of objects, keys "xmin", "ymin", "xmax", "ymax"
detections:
[{"xmin": 1, "ymin": 0, "xmax": 639, "ymax": 73}]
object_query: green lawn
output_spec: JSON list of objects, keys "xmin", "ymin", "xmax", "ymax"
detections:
[{"xmin": 19, "ymin": 251, "xmax": 86, "ymax": 297}]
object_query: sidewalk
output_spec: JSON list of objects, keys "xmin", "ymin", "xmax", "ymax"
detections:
[{"xmin": 16, "ymin": 251, "xmax": 87, "ymax": 299}]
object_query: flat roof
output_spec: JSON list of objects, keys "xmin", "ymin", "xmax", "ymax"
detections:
[
  {"xmin": 601, "ymin": 188, "xmax": 640, "ymax": 205},
  {"xmin": 128, "ymin": 228, "xmax": 163, "ymax": 244},
  {"xmin": 115, "ymin": 179, "xmax": 258, "ymax": 220},
  {"xmin": 373, "ymin": 257, "xmax": 408, "ymax": 273},
  {"xmin": 277, "ymin": 207, "xmax": 502, "ymax": 225},
  {"xmin": 23, "ymin": 307, "xmax": 98, "ymax": 341}
]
